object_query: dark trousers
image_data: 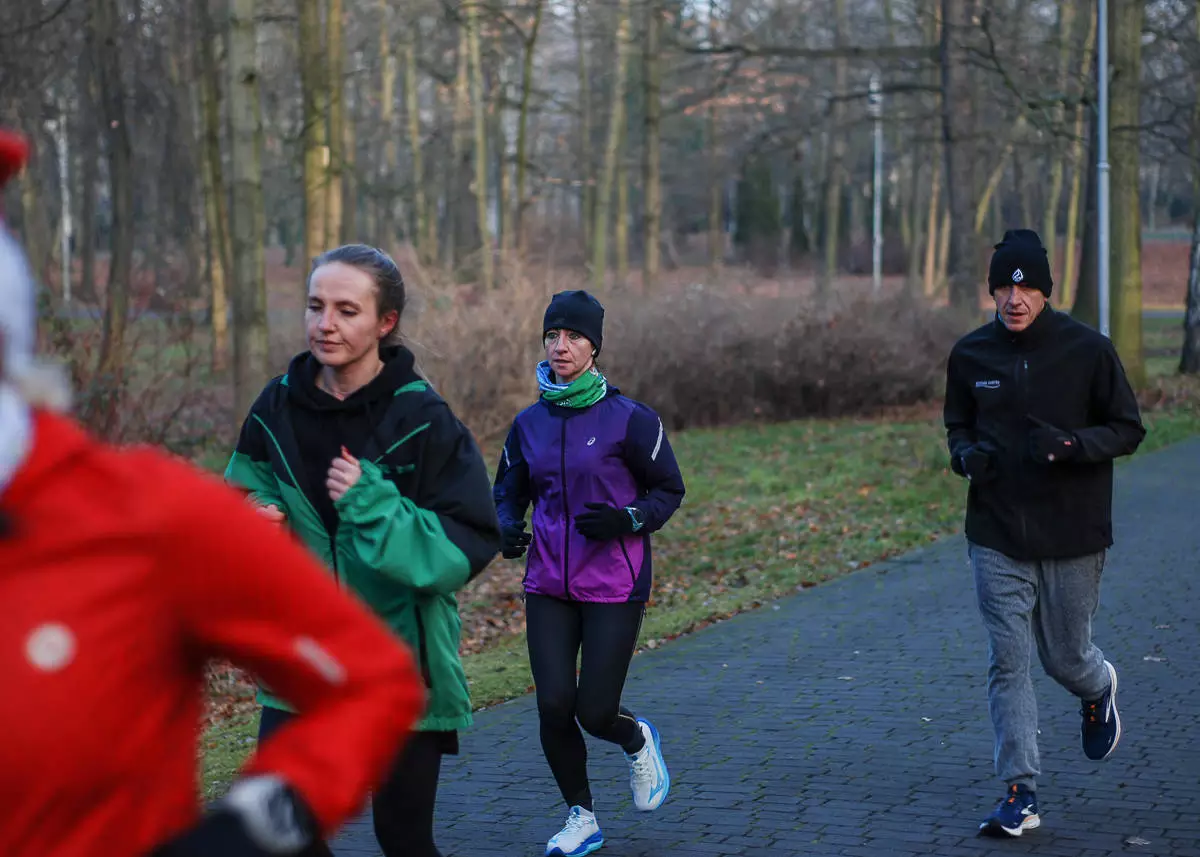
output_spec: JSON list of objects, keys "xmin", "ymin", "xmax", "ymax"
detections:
[
  {"xmin": 525, "ymin": 593, "xmax": 647, "ymax": 811},
  {"xmin": 258, "ymin": 706, "xmax": 445, "ymax": 857}
]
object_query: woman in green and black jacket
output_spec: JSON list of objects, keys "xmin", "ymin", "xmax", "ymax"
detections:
[{"xmin": 225, "ymin": 244, "xmax": 501, "ymax": 857}]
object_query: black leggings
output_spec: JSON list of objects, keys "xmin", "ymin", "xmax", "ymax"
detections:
[
  {"xmin": 258, "ymin": 706, "xmax": 445, "ymax": 857},
  {"xmin": 525, "ymin": 593, "xmax": 647, "ymax": 811}
]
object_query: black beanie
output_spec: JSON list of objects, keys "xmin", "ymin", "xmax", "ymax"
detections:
[
  {"xmin": 543, "ymin": 290, "xmax": 604, "ymax": 355},
  {"xmin": 988, "ymin": 229, "xmax": 1053, "ymax": 298}
]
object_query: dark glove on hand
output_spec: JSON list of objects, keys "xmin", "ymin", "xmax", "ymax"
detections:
[
  {"xmin": 151, "ymin": 777, "xmax": 318, "ymax": 857},
  {"xmin": 1028, "ymin": 415, "xmax": 1078, "ymax": 464},
  {"xmin": 501, "ymin": 522, "xmax": 532, "ymax": 559},
  {"xmin": 574, "ymin": 502, "xmax": 633, "ymax": 541},
  {"xmin": 954, "ymin": 441, "xmax": 998, "ymax": 485}
]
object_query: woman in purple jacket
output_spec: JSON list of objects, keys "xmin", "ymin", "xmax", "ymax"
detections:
[{"xmin": 493, "ymin": 290, "xmax": 686, "ymax": 857}]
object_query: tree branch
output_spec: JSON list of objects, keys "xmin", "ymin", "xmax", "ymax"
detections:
[
  {"xmin": 676, "ymin": 40, "xmax": 939, "ymax": 62},
  {"xmin": 0, "ymin": 0, "xmax": 73, "ymax": 38}
]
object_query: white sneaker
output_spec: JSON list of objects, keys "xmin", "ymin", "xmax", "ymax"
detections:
[
  {"xmin": 545, "ymin": 806, "xmax": 603, "ymax": 857},
  {"xmin": 625, "ymin": 717, "xmax": 670, "ymax": 811}
]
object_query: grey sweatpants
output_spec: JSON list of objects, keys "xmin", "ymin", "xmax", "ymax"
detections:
[{"xmin": 969, "ymin": 542, "xmax": 1113, "ymax": 790}]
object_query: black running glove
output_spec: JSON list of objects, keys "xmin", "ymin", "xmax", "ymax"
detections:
[
  {"xmin": 1028, "ymin": 415, "xmax": 1078, "ymax": 464},
  {"xmin": 574, "ymin": 502, "xmax": 633, "ymax": 541},
  {"xmin": 952, "ymin": 441, "xmax": 999, "ymax": 485},
  {"xmin": 151, "ymin": 776, "xmax": 319, "ymax": 857},
  {"xmin": 501, "ymin": 522, "xmax": 532, "ymax": 559}
]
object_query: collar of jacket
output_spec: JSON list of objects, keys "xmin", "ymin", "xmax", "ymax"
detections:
[{"xmin": 991, "ymin": 305, "xmax": 1058, "ymax": 351}]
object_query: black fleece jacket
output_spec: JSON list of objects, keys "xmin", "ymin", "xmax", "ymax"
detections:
[{"xmin": 943, "ymin": 308, "xmax": 1145, "ymax": 560}]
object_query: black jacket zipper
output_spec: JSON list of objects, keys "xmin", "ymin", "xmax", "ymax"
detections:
[
  {"xmin": 1016, "ymin": 356, "xmax": 1030, "ymax": 546},
  {"xmin": 560, "ymin": 418, "xmax": 571, "ymax": 600},
  {"xmin": 413, "ymin": 604, "xmax": 433, "ymax": 688}
]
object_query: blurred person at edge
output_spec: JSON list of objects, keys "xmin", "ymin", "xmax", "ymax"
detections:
[
  {"xmin": 943, "ymin": 228, "xmax": 1145, "ymax": 838},
  {"xmin": 0, "ymin": 128, "xmax": 427, "ymax": 857}
]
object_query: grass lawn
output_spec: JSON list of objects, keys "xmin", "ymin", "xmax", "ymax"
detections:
[{"xmin": 199, "ymin": 323, "xmax": 1200, "ymax": 796}]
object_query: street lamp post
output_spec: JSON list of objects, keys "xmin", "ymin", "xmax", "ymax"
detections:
[
  {"xmin": 869, "ymin": 73, "xmax": 883, "ymax": 295},
  {"xmin": 1097, "ymin": 0, "xmax": 1111, "ymax": 337}
]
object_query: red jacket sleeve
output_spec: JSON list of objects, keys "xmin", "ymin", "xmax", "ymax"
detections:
[{"xmin": 149, "ymin": 453, "xmax": 426, "ymax": 835}]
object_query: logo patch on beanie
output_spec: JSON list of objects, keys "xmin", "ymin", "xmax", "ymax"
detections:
[{"xmin": 1011, "ymin": 268, "xmax": 1024, "ymax": 283}]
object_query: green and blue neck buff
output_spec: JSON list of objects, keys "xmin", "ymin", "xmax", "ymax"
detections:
[{"xmin": 537, "ymin": 361, "xmax": 608, "ymax": 409}]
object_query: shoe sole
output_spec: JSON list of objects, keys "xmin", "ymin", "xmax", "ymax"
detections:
[
  {"xmin": 634, "ymin": 718, "xmax": 670, "ymax": 812},
  {"xmin": 978, "ymin": 815, "xmax": 1041, "ymax": 838},
  {"xmin": 1086, "ymin": 660, "xmax": 1122, "ymax": 762},
  {"xmin": 1101, "ymin": 660, "xmax": 1121, "ymax": 760},
  {"xmin": 547, "ymin": 833, "xmax": 604, "ymax": 857}
]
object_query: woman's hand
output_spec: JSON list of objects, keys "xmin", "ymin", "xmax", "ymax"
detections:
[
  {"xmin": 327, "ymin": 446, "xmax": 363, "ymax": 503},
  {"xmin": 254, "ymin": 503, "xmax": 287, "ymax": 525}
]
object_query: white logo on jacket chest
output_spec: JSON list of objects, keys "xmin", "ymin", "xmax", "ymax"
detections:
[
  {"xmin": 586, "ymin": 437, "xmax": 596, "ymax": 446},
  {"xmin": 25, "ymin": 622, "xmax": 76, "ymax": 672},
  {"xmin": 975, "ymin": 380, "xmax": 1001, "ymax": 389}
]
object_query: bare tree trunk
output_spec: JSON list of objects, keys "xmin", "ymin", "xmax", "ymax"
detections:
[
  {"xmin": 198, "ymin": 0, "xmax": 230, "ymax": 371},
  {"xmin": 707, "ymin": 110, "xmax": 722, "ymax": 275},
  {"xmin": 1062, "ymin": 2, "xmax": 1098, "ymax": 307},
  {"xmin": 818, "ymin": 0, "xmax": 848, "ymax": 298},
  {"xmin": 378, "ymin": 0, "xmax": 396, "ymax": 248},
  {"xmin": 299, "ymin": 0, "xmax": 328, "ymax": 268},
  {"xmin": 1074, "ymin": 106, "xmax": 1099, "ymax": 324},
  {"xmin": 497, "ymin": 65, "xmax": 513, "ymax": 258},
  {"xmin": 227, "ymin": 0, "xmax": 271, "ymax": 418},
  {"xmin": 575, "ymin": 0, "xmax": 594, "ymax": 256},
  {"xmin": 706, "ymin": 0, "xmax": 722, "ymax": 276},
  {"xmin": 1042, "ymin": 0, "xmax": 1077, "ymax": 272},
  {"xmin": 973, "ymin": 116, "xmax": 1024, "ymax": 234},
  {"xmin": 514, "ymin": 0, "xmax": 544, "ymax": 253},
  {"xmin": 465, "ymin": 0, "xmax": 494, "ymax": 289},
  {"xmin": 449, "ymin": 25, "xmax": 471, "ymax": 267},
  {"xmin": 616, "ymin": 151, "xmax": 629, "ymax": 289},
  {"xmin": 403, "ymin": 32, "xmax": 431, "ymax": 262},
  {"xmin": 590, "ymin": 0, "xmax": 633, "ymax": 291},
  {"xmin": 923, "ymin": 147, "xmax": 941, "ymax": 296},
  {"xmin": 642, "ymin": 0, "xmax": 662, "ymax": 291},
  {"xmin": 940, "ymin": 0, "xmax": 979, "ymax": 316},
  {"xmin": 905, "ymin": 161, "xmax": 925, "ymax": 294},
  {"xmin": 1184, "ymin": 198, "xmax": 1200, "ymax": 374},
  {"xmin": 93, "ymin": 0, "xmax": 134, "ymax": 391},
  {"xmin": 936, "ymin": 204, "xmax": 951, "ymax": 288},
  {"xmin": 1183, "ymin": 7, "xmax": 1200, "ymax": 374},
  {"xmin": 1108, "ymin": 0, "xmax": 1144, "ymax": 387},
  {"xmin": 342, "ymin": 51, "xmax": 358, "ymax": 244},
  {"xmin": 326, "ymin": 0, "xmax": 345, "ymax": 246},
  {"xmin": 79, "ymin": 121, "xmax": 98, "ymax": 302}
]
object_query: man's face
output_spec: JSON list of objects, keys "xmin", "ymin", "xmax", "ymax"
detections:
[{"xmin": 992, "ymin": 284, "xmax": 1047, "ymax": 333}]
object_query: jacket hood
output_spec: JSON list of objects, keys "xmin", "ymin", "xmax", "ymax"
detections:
[{"xmin": 285, "ymin": 345, "xmax": 421, "ymax": 413}]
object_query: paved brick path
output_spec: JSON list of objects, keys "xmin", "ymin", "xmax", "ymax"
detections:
[{"xmin": 334, "ymin": 437, "xmax": 1200, "ymax": 857}]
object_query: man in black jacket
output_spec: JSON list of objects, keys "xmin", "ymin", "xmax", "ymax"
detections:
[{"xmin": 943, "ymin": 229, "xmax": 1145, "ymax": 838}]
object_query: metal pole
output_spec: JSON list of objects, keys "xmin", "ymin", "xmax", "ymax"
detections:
[
  {"xmin": 1097, "ymin": 0, "xmax": 1111, "ymax": 337},
  {"xmin": 870, "ymin": 73, "xmax": 883, "ymax": 295}
]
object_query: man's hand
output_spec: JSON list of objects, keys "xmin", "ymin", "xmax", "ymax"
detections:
[
  {"xmin": 954, "ymin": 441, "xmax": 998, "ymax": 485},
  {"xmin": 501, "ymin": 522, "xmax": 532, "ymax": 559},
  {"xmin": 1028, "ymin": 415, "xmax": 1078, "ymax": 464},
  {"xmin": 574, "ymin": 503, "xmax": 633, "ymax": 541},
  {"xmin": 328, "ymin": 446, "xmax": 363, "ymax": 502}
]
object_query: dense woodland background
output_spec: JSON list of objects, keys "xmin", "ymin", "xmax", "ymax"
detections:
[{"xmin": 2, "ymin": 0, "xmax": 1199, "ymax": 452}]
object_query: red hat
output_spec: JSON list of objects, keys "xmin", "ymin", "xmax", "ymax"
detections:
[{"xmin": 0, "ymin": 130, "xmax": 29, "ymax": 190}]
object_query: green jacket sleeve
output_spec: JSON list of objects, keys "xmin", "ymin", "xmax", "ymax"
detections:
[
  {"xmin": 224, "ymin": 387, "xmax": 284, "ymax": 508},
  {"xmin": 335, "ymin": 399, "xmax": 502, "ymax": 594}
]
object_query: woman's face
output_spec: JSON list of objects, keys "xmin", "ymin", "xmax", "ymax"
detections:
[
  {"xmin": 544, "ymin": 328, "xmax": 595, "ymax": 384},
  {"xmin": 305, "ymin": 262, "xmax": 397, "ymax": 368}
]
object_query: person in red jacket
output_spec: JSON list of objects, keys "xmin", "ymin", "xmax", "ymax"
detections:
[{"xmin": 0, "ymin": 129, "xmax": 427, "ymax": 857}]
